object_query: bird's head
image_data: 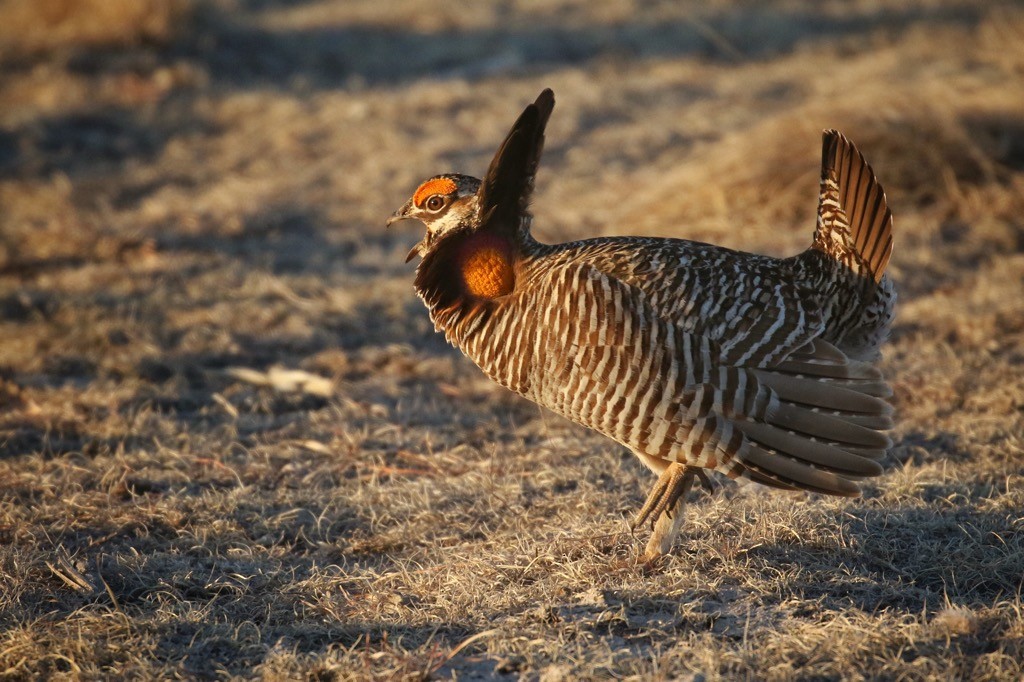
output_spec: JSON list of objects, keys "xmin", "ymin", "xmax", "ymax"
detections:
[
  {"xmin": 386, "ymin": 173, "xmax": 482, "ymax": 263},
  {"xmin": 386, "ymin": 88, "xmax": 554, "ymax": 312}
]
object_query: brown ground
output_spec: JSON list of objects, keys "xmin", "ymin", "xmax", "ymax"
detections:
[{"xmin": 1, "ymin": 0, "xmax": 1023, "ymax": 679}]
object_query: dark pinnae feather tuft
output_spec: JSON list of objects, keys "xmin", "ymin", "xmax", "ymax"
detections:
[{"xmin": 477, "ymin": 89, "xmax": 556, "ymax": 237}]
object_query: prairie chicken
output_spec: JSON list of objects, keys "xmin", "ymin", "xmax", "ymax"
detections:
[{"xmin": 388, "ymin": 89, "xmax": 896, "ymax": 559}]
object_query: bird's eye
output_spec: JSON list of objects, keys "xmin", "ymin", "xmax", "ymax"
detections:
[{"xmin": 425, "ymin": 195, "xmax": 446, "ymax": 212}]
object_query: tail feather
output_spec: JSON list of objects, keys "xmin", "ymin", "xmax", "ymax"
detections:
[{"xmin": 812, "ymin": 130, "xmax": 893, "ymax": 283}]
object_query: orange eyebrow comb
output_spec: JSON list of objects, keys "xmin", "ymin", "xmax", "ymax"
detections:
[{"xmin": 413, "ymin": 177, "xmax": 458, "ymax": 207}]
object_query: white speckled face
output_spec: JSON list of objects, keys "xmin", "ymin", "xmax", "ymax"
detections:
[
  {"xmin": 386, "ymin": 174, "xmax": 482, "ymax": 261},
  {"xmin": 419, "ymin": 192, "xmax": 480, "ymax": 244}
]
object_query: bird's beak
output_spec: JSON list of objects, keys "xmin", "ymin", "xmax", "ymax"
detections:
[
  {"xmin": 386, "ymin": 200, "xmax": 426, "ymax": 262},
  {"xmin": 385, "ymin": 200, "xmax": 414, "ymax": 228}
]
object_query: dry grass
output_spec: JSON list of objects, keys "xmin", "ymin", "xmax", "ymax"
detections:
[{"xmin": 1, "ymin": 0, "xmax": 1023, "ymax": 679}]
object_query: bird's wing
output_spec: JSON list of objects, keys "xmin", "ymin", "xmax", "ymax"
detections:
[
  {"xmin": 476, "ymin": 89, "xmax": 555, "ymax": 237},
  {"xmin": 527, "ymin": 261, "xmax": 891, "ymax": 494}
]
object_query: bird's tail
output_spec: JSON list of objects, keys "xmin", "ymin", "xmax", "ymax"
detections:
[{"xmin": 809, "ymin": 130, "xmax": 893, "ymax": 283}]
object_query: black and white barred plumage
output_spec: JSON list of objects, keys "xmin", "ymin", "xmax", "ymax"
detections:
[{"xmin": 388, "ymin": 89, "xmax": 896, "ymax": 558}]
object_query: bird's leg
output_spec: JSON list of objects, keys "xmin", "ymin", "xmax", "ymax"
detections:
[
  {"xmin": 631, "ymin": 463, "xmax": 695, "ymax": 531},
  {"xmin": 643, "ymin": 464, "xmax": 695, "ymax": 560},
  {"xmin": 632, "ymin": 464, "xmax": 712, "ymax": 561}
]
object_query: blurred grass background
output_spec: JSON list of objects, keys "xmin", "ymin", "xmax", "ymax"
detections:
[{"xmin": 0, "ymin": 0, "xmax": 192, "ymax": 57}]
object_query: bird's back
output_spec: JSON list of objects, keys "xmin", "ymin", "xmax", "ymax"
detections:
[
  {"xmin": 514, "ymin": 128, "xmax": 896, "ymax": 364},
  {"xmin": 523, "ymin": 236, "xmax": 824, "ymax": 367}
]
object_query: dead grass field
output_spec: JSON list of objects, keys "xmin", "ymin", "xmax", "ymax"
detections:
[{"xmin": 1, "ymin": 0, "xmax": 1023, "ymax": 679}]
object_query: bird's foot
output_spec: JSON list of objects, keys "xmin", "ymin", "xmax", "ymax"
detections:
[
  {"xmin": 694, "ymin": 468, "xmax": 715, "ymax": 495},
  {"xmin": 631, "ymin": 463, "xmax": 698, "ymax": 531}
]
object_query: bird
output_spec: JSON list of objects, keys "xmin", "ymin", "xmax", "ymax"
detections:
[{"xmin": 387, "ymin": 89, "xmax": 896, "ymax": 559}]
